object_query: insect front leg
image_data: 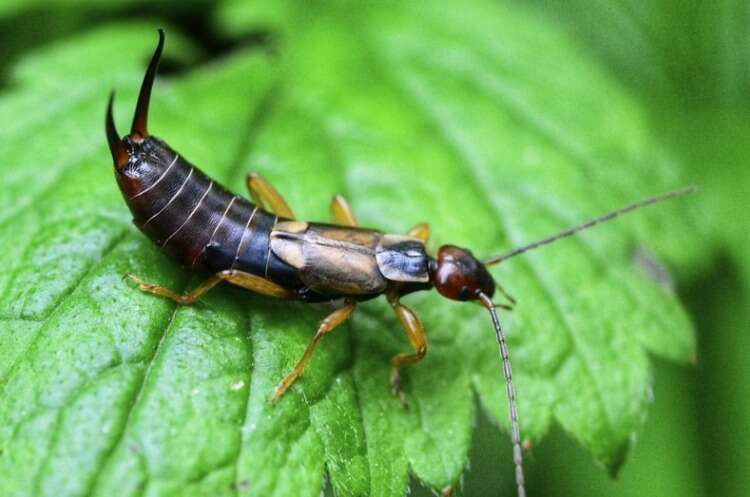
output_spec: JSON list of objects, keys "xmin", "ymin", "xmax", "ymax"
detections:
[
  {"xmin": 387, "ymin": 294, "xmax": 427, "ymax": 407},
  {"xmin": 246, "ymin": 172, "xmax": 295, "ymax": 218},
  {"xmin": 126, "ymin": 269, "xmax": 293, "ymax": 304},
  {"xmin": 271, "ymin": 300, "xmax": 356, "ymax": 404},
  {"xmin": 330, "ymin": 194, "xmax": 357, "ymax": 226}
]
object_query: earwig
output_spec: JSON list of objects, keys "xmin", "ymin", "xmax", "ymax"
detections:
[{"xmin": 106, "ymin": 30, "xmax": 695, "ymax": 497}]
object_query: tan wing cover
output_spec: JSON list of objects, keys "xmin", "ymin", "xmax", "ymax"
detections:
[{"xmin": 270, "ymin": 221, "xmax": 388, "ymax": 295}]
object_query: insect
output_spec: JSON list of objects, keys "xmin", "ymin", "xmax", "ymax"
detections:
[{"xmin": 106, "ymin": 30, "xmax": 694, "ymax": 497}]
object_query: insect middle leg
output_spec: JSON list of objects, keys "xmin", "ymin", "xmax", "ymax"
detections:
[
  {"xmin": 330, "ymin": 194, "xmax": 357, "ymax": 226},
  {"xmin": 246, "ymin": 172, "xmax": 295, "ymax": 218},
  {"xmin": 271, "ymin": 300, "xmax": 356, "ymax": 403},
  {"xmin": 126, "ymin": 269, "xmax": 292, "ymax": 304},
  {"xmin": 387, "ymin": 293, "xmax": 427, "ymax": 406}
]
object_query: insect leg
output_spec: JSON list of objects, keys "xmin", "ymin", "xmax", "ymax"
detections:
[
  {"xmin": 387, "ymin": 294, "xmax": 427, "ymax": 406},
  {"xmin": 246, "ymin": 172, "xmax": 295, "ymax": 218},
  {"xmin": 219, "ymin": 270, "xmax": 294, "ymax": 299},
  {"xmin": 330, "ymin": 194, "xmax": 358, "ymax": 226},
  {"xmin": 126, "ymin": 269, "xmax": 292, "ymax": 304},
  {"xmin": 271, "ymin": 301, "xmax": 356, "ymax": 404},
  {"xmin": 407, "ymin": 222, "xmax": 430, "ymax": 242}
]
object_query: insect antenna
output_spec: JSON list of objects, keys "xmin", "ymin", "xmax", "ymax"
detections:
[
  {"xmin": 483, "ymin": 186, "xmax": 696, "ymax": 266},
  {"xmin": 105, "ymin": 92, "xmax": 128, "ymax": 170},
  {"xmin": 477, "ymin": 291, "xmax": 525, "ymax": 497},
  {"xmin": 131, "ymin": 28, "xmax": 165, "ymax": 140}
]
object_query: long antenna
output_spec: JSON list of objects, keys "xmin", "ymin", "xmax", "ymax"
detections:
[
  {"xmin": 483, "ymin": 186, "xmax": 696, "ymax": 266},
  {"xmin": 478, "ymin": 292, "xmax": 525, "ymax": 497},
  {"xmin": 131, "ymin": 28, "xmax": 165, "ymax": 140}
]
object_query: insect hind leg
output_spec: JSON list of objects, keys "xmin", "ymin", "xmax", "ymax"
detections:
[
  {"xmin": 126, "ymin": 273, "xmax": 222, "ymax": 304},
  {"xmin": 126, "ymin": 269, "xmax": 292, "ymax": 304}
]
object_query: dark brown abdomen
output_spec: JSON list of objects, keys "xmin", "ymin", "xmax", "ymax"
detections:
[{"xmin": 120, "ymin": 137, "xmax": 300, "ymax": 288}]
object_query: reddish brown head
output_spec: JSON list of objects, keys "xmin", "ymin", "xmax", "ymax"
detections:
[{"xmin": 430, "ymin": 245, "xmax": 496, "ymax": 301}]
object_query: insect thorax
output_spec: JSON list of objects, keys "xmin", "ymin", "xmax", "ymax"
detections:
[
  {"xmin": 374, "ymin": 235, "xmax": 430, "ymax": 284},
  {"xmin": 269, "ymin": 222, "xmax": 429, "ymax": 296}
]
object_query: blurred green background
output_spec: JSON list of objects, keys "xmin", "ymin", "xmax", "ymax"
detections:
[{"xmin": 1, "ymin": 1, "xmax": 747, "ymax": 496}]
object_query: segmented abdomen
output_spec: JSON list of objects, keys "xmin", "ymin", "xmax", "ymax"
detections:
[{"xmin": 121, "ymin": 137, "xmax": 300, "ymax": 288}]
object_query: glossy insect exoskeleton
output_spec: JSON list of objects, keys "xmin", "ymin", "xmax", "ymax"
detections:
[{"xmin": 106, "ymin": 30, "xmax": 694, "ymax": 497}]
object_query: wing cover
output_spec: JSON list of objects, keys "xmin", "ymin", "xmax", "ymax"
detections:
[{"xmin": 270, "ymin": 221, "xmax": 388, "ymax": 295}]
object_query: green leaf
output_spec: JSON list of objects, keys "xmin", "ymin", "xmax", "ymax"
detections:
[
  {"xmin": 525, "ymin": 0, "xmax": 750, "ymax": 109},
  {"xmin": 475, "ymin": 2, "xmax": 750, "ymax": 496},
  {"xmin": 0, "ymin": 2, "xmax": 697, "ymax": 496}
]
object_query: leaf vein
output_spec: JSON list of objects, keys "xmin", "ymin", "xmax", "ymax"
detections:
[
  {"xmin": 83, "ymin": 301, "xmax": 186, "ymax": 497},
  {"xmin": 0, "ymin": 229, "xmax": 128, "ymax": 386}
]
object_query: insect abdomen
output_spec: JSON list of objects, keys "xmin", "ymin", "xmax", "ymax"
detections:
[{"xmin": 119, "ymin": 136, "xmax": 300, "ymax": 287}]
